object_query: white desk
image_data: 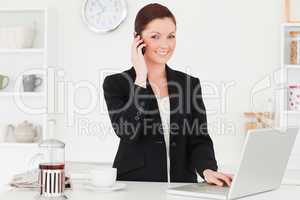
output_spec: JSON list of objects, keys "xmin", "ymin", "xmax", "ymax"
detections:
[{"xmin": 1, "ymin": 181, "xmax": 300, "ymax": 200}]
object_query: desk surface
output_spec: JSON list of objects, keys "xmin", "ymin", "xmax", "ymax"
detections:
[{"xmin": 1, "ymin": 181, "xmax": 300, "ymax": 200}]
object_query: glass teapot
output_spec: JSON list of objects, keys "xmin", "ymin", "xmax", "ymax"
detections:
[{"xmin": 38, "ymin": 139, "xmax": 66, "ymax": 199}]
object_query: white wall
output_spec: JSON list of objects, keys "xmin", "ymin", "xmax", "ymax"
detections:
[{"xmin": 0, "ymin": 0, "xmax": 284, "ymax": 167}]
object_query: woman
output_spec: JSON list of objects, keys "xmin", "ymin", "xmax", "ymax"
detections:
[{"xmin": 103, "ymin": 3, "xmax": 232, "ymax": 186}]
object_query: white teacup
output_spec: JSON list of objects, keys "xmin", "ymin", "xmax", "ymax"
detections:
[{"xmin": 89, "ymin": 168, "xmax": 117, "ymax": 187}]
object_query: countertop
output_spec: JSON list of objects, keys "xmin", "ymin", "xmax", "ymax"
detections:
[{"xmin": 1, "ymin": 181, "xmax": 300, "ymax": 200}]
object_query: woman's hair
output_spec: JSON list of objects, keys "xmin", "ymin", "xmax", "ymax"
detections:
[{"xmin": 134, "ymin": 3, "xmax": 176, "ymax": 35}]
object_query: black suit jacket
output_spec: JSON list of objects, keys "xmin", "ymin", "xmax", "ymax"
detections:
[{"xmin": 103, "ymin": 65, "xmax": 218, "ymax": 183}]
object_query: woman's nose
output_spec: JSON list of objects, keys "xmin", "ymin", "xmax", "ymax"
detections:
[{"xmin": 159, "ymin": 40, "xmax": 169, "ymax": 49}]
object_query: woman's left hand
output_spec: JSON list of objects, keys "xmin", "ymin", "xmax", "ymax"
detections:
[{"xmin": 203, "ymin": 169, "xmax": 233, "ymax": 187}]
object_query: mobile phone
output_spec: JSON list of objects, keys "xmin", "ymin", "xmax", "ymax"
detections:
[
  {"xmin": 135, "ymin": 34, "xmax": 146, "ymax": 55},
  {"xmin": 140, "ymin": 44, "xmax": 146, "ymax": 55}
]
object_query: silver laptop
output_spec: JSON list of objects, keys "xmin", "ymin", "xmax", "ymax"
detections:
[{"xmin": 167, "ymin": 127, "xmax": 299, "ymax": 200}]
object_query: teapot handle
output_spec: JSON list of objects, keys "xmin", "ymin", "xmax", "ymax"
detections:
[
  {"xmin": 33, "ymin": 125, "xmax": 42, "ymax": 142},
  {"xmin": 6, "ymin": 124, "xmax": 15, "ymax": 142}
]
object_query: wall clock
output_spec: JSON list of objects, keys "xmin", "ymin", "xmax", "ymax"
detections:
[{"xmin": 82, "ymin": 0, "xmax": 127, "ymax": 33}]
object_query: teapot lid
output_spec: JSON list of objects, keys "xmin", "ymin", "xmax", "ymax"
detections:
[
  {"xmin": 39, "ymin": 139, "xmax": 65, "ymax": 148},
  {"xmin": 18, "ymin": 120, "xmax": 32, "ymax": 127}
]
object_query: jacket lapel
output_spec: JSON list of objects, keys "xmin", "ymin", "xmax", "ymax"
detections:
[
  {"xmin": 127, "ymin": 65, "xmax": 180, "ymax": 133},
  {"xmin": 166, "ymin": 65, "xmax": 180, "ymax": 125}
]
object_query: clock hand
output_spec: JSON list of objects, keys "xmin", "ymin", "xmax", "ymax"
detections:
[{"xmin": 95, "ymin": 0, "xmax": 105, "ymax": 11}]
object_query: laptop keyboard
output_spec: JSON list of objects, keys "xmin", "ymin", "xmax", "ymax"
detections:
[
  {"xmin": 198, "ymin": 183, "xmax": 229, "ymax": 194},
  {"xmin": 174, "ymin": 183, "xmax": 229, "ymax": 195}
]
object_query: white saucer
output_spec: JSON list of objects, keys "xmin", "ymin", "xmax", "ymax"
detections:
[{"xmin": 84, "ymin": 182, "xmax": 126, "ymax": 191}]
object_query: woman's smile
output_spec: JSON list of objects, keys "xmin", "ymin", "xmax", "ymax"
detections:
[
  {"xmin": 156, "ymin": 50, "xmax": 169, "ymax": 56},
  {"xmin": 141, "ymin": 17, "xmax": 176, "ymax": 65}
]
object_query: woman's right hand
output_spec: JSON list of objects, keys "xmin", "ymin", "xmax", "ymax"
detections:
[
  {"xmin": 131, "ymin": 33, "xmax": 147, "ymax": 88},
  {"xmin": 203, "ymin": 169, "xmax": 233, "ymax": 187}
]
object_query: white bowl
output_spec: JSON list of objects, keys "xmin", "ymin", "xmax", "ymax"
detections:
[
  {"xmin": 89, "ymin": 168, "xmax": 117, "ymax": 187},
  {"xmin": 0, "ymin": 26, "xmax": 36, "ymax": 49}
]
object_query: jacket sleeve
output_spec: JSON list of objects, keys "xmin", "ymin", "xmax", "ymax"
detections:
[
  {"xmin": 102, "ymin": 74, "xmax": 150, "ymax": 143},
  {"xmin": 188, "ymin": 77, "xmax": 218, "ymax": 179}
]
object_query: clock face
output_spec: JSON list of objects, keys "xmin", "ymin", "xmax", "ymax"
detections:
[{"xmin": 82, "ymin": 0, "xmax": 127, "ymax": 33}]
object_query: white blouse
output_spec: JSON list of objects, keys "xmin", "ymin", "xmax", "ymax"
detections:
[{"xmin": 156, "ymin": 95, "xmax": 171, "ymax": 183}]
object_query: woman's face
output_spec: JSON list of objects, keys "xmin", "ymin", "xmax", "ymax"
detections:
[{"xmin": 141, "ymin": 17, "xmax": 176, "ymax": 66}]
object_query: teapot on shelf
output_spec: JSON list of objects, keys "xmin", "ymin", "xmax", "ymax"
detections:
[{"xmin": 7, "ymin": 121, "xmax": 42, "ymax": 143}]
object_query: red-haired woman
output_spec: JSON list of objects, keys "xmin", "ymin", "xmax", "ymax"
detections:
[{"xmin": 103, "ymin": 3, "xmax": 232, "ymax": 186}]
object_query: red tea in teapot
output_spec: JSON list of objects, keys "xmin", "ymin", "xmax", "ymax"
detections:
[{"xmin": 39, "ymin": 163, "xmax": 65, "ymax": 197}]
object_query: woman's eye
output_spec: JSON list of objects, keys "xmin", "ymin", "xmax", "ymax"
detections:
[
  {"xmin": 169, "ymin": 35, "xmax": 176, "ymax": 39},
  {"xmin": 151, "ymin": 35, "xmax": 159, "ymax": 39}
]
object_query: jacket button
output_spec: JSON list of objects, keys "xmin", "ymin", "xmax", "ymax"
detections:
[
  {"xmin": 134, "ymin": 116, "xmax": 140, "ymax": 120},
  {"xmin": 171, "ymin": 142, "xmax": 176, "ymax": 147},
  {"xmin": 137, "ymin": 111, "xmax": 141, "ymax": 116}
]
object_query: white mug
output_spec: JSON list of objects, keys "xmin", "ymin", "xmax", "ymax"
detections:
[
  {"xmin": 288, "ymin": 85, "xmax": 300, "ymax": 111},
  {"xmin": 89, "ymin": 168, "xmax": 117, "ymax": 187}
]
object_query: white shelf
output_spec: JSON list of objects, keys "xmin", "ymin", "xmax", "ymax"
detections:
[
  {"xmin": 284, "ymin": 110, "xmax": 300, "ymax": 115},
  {"xmin": 0, "ymin": 142, "xmax": 38, "ymax": 148},
  {"xmin": 285, "ymin": 64, "xmax": 300, "ymax": 69},
  {"xmin": 0, "ymin": 48, "xmax": 45, "ymax": 53},
  {"xmin": 281, "ymin": 23, "xmax": 300, "ymax": 170},
  {"xmin": 0, "ymin": 8, "xmax": 46, "ymax": 12},
  {"xmin": 0, "ymin": 92, "xmax": 44, "ymax": 97},
  {"xmin": 283, "ymin": 23, "xmax": 300, "ymax": 27},
  {"xmin": 0, "ymin": 8, "xmax": 48, "ymax": 148}
]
